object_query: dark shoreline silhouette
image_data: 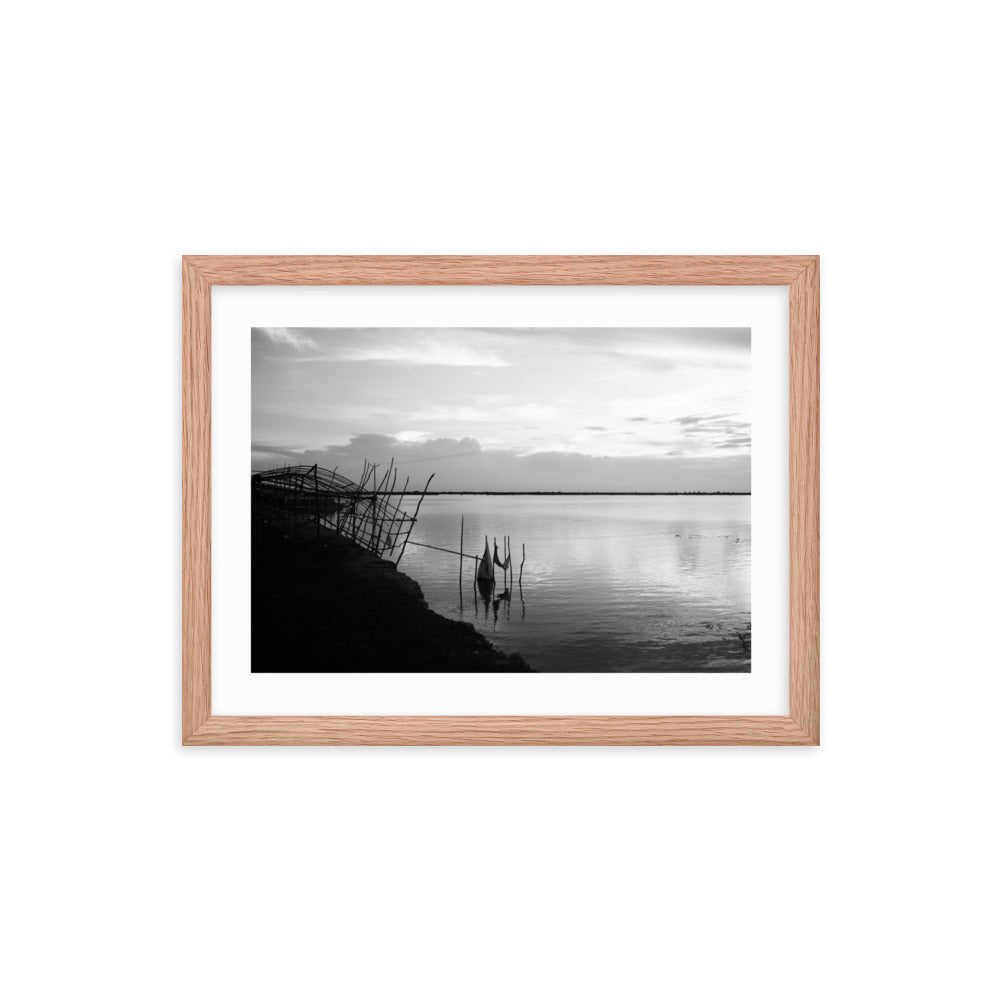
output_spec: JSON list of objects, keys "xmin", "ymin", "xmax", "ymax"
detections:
[
  {"xmin": 381, "ymin": 491, "xmax": 750, "ymax": 496},
  {"xmin": 252, "ymin": 525, "xmax": 531, "ymax": 673}
]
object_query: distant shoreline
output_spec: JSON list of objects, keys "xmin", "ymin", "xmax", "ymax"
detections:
[{"xmin": 384, "ymin": 491, "xmax": 751, "ymax": 497}]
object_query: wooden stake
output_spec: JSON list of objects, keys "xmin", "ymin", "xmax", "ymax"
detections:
[
  {"xmin": 314, "ymin": 464, "xmax": 320, "ymax": 543},
  {"xmin": 396, "ymin": 473, "xmax": 433, "ymax": 566}
]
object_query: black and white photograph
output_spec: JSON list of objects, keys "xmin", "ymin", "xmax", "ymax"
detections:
[
  {"xmin": 251, "ymin": 326, "xmax": 751, "ymax": 673},
  {"xmin": 10, "ymin": 0, "xmax": 1000, "ymax": 996}
]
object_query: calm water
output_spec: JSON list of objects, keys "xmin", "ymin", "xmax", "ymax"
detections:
[{"xmin": 396, "ymin": 495, "xmax": 750, "ymax": 672}]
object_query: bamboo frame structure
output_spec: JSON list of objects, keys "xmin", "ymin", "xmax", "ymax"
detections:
[
  {"xmin": 183, "ymin": 255, "xmax": 819, "ymax": 746},
  {"xmin": 252, "ymin": 463, "xmax": 430, "ymax": 561}
]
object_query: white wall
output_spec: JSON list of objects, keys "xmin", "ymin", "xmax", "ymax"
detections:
[{"xmin": 5, "ymin": 2, "xmax": 996, "ymax": 998}]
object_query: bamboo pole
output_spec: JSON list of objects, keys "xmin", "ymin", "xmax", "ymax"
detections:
[
  {"xmin": 372, "ymin": 461, "xmax": 397, "ymax": 556},
  {"xmin": 313, "ymin": 464, "xmax": 320, "ymax": 543},
  {"xmin": 331, "ymin": 467, "xmax": 341, "ymax": 531},
  {"xmin": 404, "ymin": 541, "xmax": 477, "ymax": 559},
  {"xmin": 506, "ymin": 543, "xmax": 511, "ymax": 618},
  {"xmin": 459, "ymin": 515, "xmax": 464, "ymax": 607},
  {"xmin": 384, "ymin": 467, "xmax": 399, "ymax": 552},
  {"xmin": 393, "ymin": 476, "xmax": 410, "ymax": 551},
  {"xmin": 395, "ymin": 473, "xmax": 433, "ymax": 565},
  {"xmin": 387, "ymin": 475, "xmax": 410, "ymax": 551}
]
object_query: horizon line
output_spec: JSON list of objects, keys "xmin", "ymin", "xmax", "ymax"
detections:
[{"xmin": 388, "ymin": 490, "xmax": 751, "ymax": 496}]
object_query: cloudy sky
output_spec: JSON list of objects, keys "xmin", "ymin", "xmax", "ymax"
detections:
[{"xmin": 252, "ymin": 327, "xmax": 750, "ymax": 491}]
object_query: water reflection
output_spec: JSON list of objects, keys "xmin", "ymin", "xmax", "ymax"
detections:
[
  {"xmin": 471, "ymin": 576, "xmax": 524, "ymax": 627},
  {"xmin": 398, "ymin": 495, "xmax": 750, "ymax": 672}
]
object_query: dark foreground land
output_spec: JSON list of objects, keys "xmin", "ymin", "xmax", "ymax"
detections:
[{"xmin": 253, "ymin": 527, "xmax": 531, "ymax": 672}]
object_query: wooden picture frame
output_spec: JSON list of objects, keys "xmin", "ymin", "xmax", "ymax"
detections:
[{"xmin": 183, "ymin": 255, "xmax": 819, "ymax": 745}]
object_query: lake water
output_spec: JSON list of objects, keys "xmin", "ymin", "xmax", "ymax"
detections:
[{"xmin": 396, "ymin": 495, "xmax": 750, "ymax": 672}]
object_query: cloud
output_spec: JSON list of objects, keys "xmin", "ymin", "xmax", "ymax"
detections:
[
  {"xmin": 600, "ymin": 328, "xmax": 750, "ymax": 371},
  {"xmin": 251, "ymin": 442, "xmax": 302, "ymax": 460},
  {"xmin": 255, "ymin": 328, "xmax": 512, "ymax": 368},
  {"xmin": 674, "ymin": 412, "xmax": 741, "ymax": 426},
  {"xmin": 253, "ymin": 434, "xmax": 750, "ymax": 492},
  {"xmin": 252, "ymin": 327, "xmax": 752, "ymax": 488},
  {"xmin": 670, "ymin": 413, "xmax": 751, "ymax": 454},
  {"xmin": 406, "ymin": 400, "xmax": 555, "ymax": 424},
  {"xmin": 407, "ymin": 404, "xmax": 499, "ymax": 423},
  {"xmin": 715, "ymin": 435, "xmax": 752, "ymax": 450},
  {"xmin": 332, "ymin": 340, "xmax": 510, "ymax": 368},
  {"xmin": 256, "ymin": 327, "xmax": 318, "ymax": 350},
  {"xmin": 254, "ymin": 433, "xmax": 483, "ymax": 469}
]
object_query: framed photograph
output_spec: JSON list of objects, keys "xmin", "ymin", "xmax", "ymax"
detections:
[{"xmin": 183, "ymin": 255, "xmax": 819, "ymax": 745}]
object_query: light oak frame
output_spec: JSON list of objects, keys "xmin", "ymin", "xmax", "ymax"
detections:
[{"xmin": 183, "ymin": 255, "xmax": 819, "ymax": 746}]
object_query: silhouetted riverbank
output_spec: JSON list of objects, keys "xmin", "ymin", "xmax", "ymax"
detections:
[{"xmin": 252, "ymin": 527, "xmax": 531, "ymax": 672}]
